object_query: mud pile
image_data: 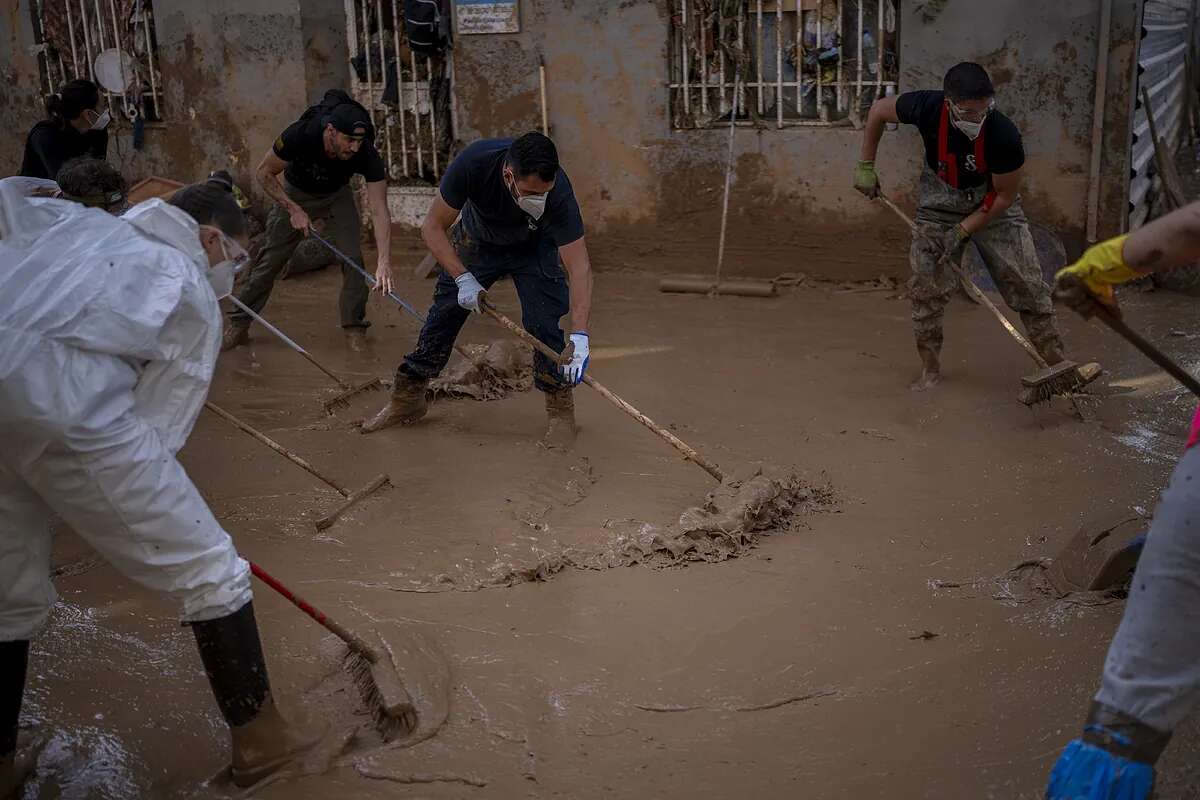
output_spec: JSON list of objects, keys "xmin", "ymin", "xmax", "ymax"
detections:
[{"xmin": 428, "ymin": 340, "xmax": 533, "ymax": 401}]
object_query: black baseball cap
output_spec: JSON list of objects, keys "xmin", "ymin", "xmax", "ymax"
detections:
[{"xmin": 327, "ymin": 102, "xmax": 373, "ymax": 139}]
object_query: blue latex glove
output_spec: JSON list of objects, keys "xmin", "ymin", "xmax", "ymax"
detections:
[
  {"xmin": 1046, "ymin": 739, "xmax": 1155, "ymax": 800},
  {"xmin": 455, "ymin": 272, "xmax": 484, "ymax": 313},
  {"xmin": 562, "ymin": 332, "xmax": 590, "ymax": 385}
]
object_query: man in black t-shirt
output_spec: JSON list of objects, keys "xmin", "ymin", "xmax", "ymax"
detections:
[
  {"xmin": 223, "ymin": 90, "xmax": 393, "ymax": 352},
  {"xmin": 855, "ymin": 62, "xmax": 1070, "ymax": 391},
  {"xmin": 362, "ymin": 133, "xmax": 594, "ymax": 446}
]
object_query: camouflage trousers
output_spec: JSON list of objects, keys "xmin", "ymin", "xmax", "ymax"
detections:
[{"xmin": 909, "ymin": 168, "xmax": 1062, "ymax": 361}]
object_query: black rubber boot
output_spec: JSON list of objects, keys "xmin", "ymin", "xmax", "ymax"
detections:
[
  {"xmin": 0, "ymin": 640, "xmax": 35, "ymax": 798},
  {"xmin": 191, "ymin": 602, "xmax": 321, "ymax": 788}
]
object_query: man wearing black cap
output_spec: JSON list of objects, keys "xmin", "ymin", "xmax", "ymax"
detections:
[{"xmin": 223, "ymin": 89, "xmax": 392, "ymax": 352}]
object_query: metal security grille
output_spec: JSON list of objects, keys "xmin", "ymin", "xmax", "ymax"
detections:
[
  {"xmin": 669, "ymin": 0, "xmax": 899, "ymax": 129},
  {"xmin": 29, "ymin": 0, "xmax": 165, "ymax": 122},
  {"xmin": 344, "ymin": 0, "xmax": 455, "ymax": 184},
  {"xmin": 1129, "ymin": 0, "xmax": 1192, "ymax": 228}
]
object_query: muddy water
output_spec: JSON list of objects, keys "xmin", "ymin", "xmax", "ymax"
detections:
[{"xmin": 22, "ymin": 260, "xmax": 1200, "ymax": 798}]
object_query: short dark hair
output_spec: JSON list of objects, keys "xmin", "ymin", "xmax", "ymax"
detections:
[
  {"xmin": 45, "ymin": 79, "xmax": 100, "ymax": 124},
  {"xmin": 943, "ymin": 62, "xmax": 995, "ymax": 102},
  {"xmin": 506, "ymin": 132, "xmax": 559, "ymax": 182},
  {"xmin": 56, "ymin": 157, "xmax": 127, "ymax": 209},
  {"xmin": 169, "ymin": 170, "xmax": 248, "ymax": 237}
]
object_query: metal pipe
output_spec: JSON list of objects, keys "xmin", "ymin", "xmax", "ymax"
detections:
[
  {"xmin": 681, "ymin": 0, "xmax": 690, "ymax": 117},
  {"xmin": 79, "ymin": 0, "xmax": 95, "ymax": 80},
  {"xmin": 1086, "ymin": 0, "xmax": 1114, "ymax": 242},
  {"xmin": 375, "ymin": 0, "xmax": 393, "ymax": 173},
  {"xmin": 836, "ymin": 0, "xmax": 844, "ymax": 112},
  {"xmin": 699, "ymin": 2, "xmax": 708, "ymax": 114},
  {"xmin": 360, "ymin": 0, "xmax": 377, "ymax": 132},
  {"xmin": 756, "ymin": 0, "xmax": 764, "ymax": 115},
  {"xmin": 65, "ymin": 0, "xmax": 80, "ymax": 74},
  {"xmin": 737, "ymin": 15, "xmax": 745, "ymax": 114},
  {"xmin": 428, "ymin": 56, "xmax": 439, "ymax": 176},
  {"xmin": 389, "ymin": 0, "xmax": 409, "ymax": 175},
  {"xmin": 856, "ymin": 0, "xmax": 864, "ymax": 112},
  {"xmin": 796, "ymin": 0, "xmax": 804, "ymax": 117},
  {"xmin": 718, "ymin": 11, "xmax": 727, "ymax": 114},
  {"xmin": 91, "ymin": 0, "xmax": 115, "ymax": 111},
  {"xmin": 775, "ymin": 0, "xmax": 783, "ymax": 127},
  {"xmin": 139, "ymin": 0, "xmax": 159, "ymax": 117},
  {"xmin": 108, "ymin": 0, "xmax": 129, "ymax": 111},
  {"xmin": 411, "ymin": 50, "xmax": 424, "ymax": 177}
]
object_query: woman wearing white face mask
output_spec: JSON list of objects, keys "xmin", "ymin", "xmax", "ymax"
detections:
[
  {"xmin": 0, "ymin": 174, "xmax": 318, "ymax": 795},
  {"xmin": 854, "ymin": 62, "xmax": 1078, "ymax": 392},
  {"xmin": 19, "ymin": 79, "xmax": 111, "ymax": 182}
]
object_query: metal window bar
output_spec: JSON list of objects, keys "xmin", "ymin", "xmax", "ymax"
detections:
[
  {"xmin": 389, "ymin": 0, "xmax": 409, "ymax": 176},
  {"xmin": 669, "ymin": 0, "xmax": 897, "ymax": 129}
]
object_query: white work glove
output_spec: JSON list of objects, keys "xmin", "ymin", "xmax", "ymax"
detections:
[
  {"xmin": 562, "ymin": 332, "xmax": 590, "ymax": 385},
  {"xmin": 455, "ymin": 271, "xmax": 484, "ymax": 313}
]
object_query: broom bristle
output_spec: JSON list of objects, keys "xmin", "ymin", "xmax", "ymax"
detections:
[{"xmin": 345, "ymin": 650, "xmax": 415, "ymax": 740}]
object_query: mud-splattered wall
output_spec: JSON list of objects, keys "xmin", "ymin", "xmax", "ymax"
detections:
[
  {"xmin": 0, "ymin": 0, "xmax": 348, "ymax": 207},
  {"xmin": 449, "ymin": 0, "xmax": 1141, "ymax": 275}
]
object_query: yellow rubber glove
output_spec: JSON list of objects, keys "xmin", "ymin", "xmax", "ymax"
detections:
[
  {"xmin": 1054, "ymin": 234, "xmax": 1140, "ymax": 310},
  {"xmin": 854, "ymin": 160, "xmax": 880, "ymax": 198}
]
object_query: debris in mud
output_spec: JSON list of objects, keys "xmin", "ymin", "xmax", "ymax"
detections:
[
  {"xmin": 402, "ymin": 469, "xmax": 835, "ymax": 591},
  {"xmin": 633, "ymin": 688, "xmax": 837, "ymax": 714},
  {"xmin": 429, "ymin": 340, "xmax": 533, "ymax": 402},
  {"xmin": 908, "ymin": 630, "xmax": 939, "ymax": 641}
]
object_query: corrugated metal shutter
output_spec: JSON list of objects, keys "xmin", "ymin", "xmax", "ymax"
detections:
[{"xmin": 1129, "ymin": 0, "xmax": 1193, "ymax": 229}]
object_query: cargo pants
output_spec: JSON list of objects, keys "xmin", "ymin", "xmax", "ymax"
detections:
[
  {"xmin": 910, "ymin": 168, "xmax": 1063, "ymax": 361},
  {"xmin": 229, "ymin": 180, "xmax": 370, "ymax": 330}
]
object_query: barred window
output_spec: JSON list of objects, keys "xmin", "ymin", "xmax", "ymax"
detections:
[
  {"xmin": 30, "ymin": 0, "xmax": 166, "ymax": 123},
  {"xmin": 670, "ymin": 0, "xmax": 899, "ymax": 129}
]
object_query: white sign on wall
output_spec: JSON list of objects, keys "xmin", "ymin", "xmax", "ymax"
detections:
[{"xmin": 455, "ymin": 0, "xmax": 520, "ymax": 35}]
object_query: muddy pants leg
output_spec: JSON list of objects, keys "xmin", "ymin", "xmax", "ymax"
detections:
[
  {"xmin": 331, "ymin": 186, "xmax": 370, "ymax": 330},
  {"xmin": 230, "ymin": 200, "xmax": 305, "ymax": 326},
  {"xmin": 972, "ymin": 206, "xmax": 1065, "ymax": 364},
  {"xmin": 1096, "ymin": 445, "xmax": 1200, "ymax": 735},
  {"xmin": 511, "ymin": 241, "xmax": 570, "ymax": 392},
  {"xmin": 909, "ymin": 219, "xmax": 957, "ymax": 368},
  {"xmin": 400, "ymin": 232, "xmax": 510, "ymax": 382}
]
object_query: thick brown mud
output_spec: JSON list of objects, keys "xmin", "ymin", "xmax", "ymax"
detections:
[{"xmin": 18, "ymin": 253, "xmax": 1200, "ymax": 799}]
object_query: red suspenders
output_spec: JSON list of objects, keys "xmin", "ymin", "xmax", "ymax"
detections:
[{"xmin": 937, "ymin": 101, "xmax": 997, "ymax": 210}]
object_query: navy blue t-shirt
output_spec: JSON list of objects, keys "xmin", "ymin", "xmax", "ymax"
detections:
[
  {"xmin": 895, "ymin": 90, "xmax": 1025, "ymax": 189},
  {"xmin": 439, "ymin": 138, "xmax": 585, "ymax": 248}
]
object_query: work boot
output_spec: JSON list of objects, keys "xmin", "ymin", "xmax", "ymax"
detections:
[
  {"xmin": 542, "ymin": 387, "xmax": 577, "ymax": 448},
  {"xmin": 344, "ymin": 327, "xmax": 368, "ymax": 353},
  {"xmin": 911, "ymin": 343, "xmax": 941, "ymax": 392},
  {"xmin": 221, "ymin": 319, "xmax": 250, "ymax": 352},
  {"xmin": 360, "ymin": 373, "xmax": 430, "ymax": 434},
  {"xmin": 1036, "ymin": 336, "xmax": 1066, "ymax": 367},
  {"xmin": 191, "ymin": 603, "xmax": 322, "ymax": 789}
]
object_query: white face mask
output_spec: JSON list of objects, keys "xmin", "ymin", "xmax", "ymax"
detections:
[
  {"xmin": 952, "ymin": 119, "xmax": 983, "ymax": 140},
  {"xmin": 206, "ymin": 229, "xmax": 249, "ymax": 299},
  {"xmin": 505, "ymin": 170, "xmax": 549, "ymax": 221},
  {"xmin": 90, "ymin": 109, "xmax": 112, "ymax": 131}
]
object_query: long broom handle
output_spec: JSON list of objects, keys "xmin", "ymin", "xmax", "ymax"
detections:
[
  {"xmin": 227, "ymin": 296, "xmax": 351, "ymax": 389},
  {"xmin": 307, "ymin": 227, "xmax": 474, "ymax": 360},
  {"xmin": 877, "ymin": 194, "xmax": 1048, "ymax": 368},
  {"xmin": 249, "ymin": 561, "xmax": 377, "ymax": 662},
  {"xmin": 479, "ymin": 297, "xmax": 727, "ymax": 483},
  {"xmin": 204, "ymin": 401, "xmax": 351, "ymax": 496},
  {"xmin": 1092, "ymin": 304, "xmax": 1200, "ymax": 397}
]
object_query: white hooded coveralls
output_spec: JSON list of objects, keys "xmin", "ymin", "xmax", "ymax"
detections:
[{"xmin": 0, "ymin": 186, "xmax": 251, "ymax": 640}]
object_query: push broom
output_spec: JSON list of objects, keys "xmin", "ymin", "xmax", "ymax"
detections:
[{"xmin": 878, "ymin": 194, "xmax": 1100, "ymax": 404}]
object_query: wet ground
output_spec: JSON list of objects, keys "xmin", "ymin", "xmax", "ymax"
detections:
[{"xmin": 20, "ymin": 245, "xmax": 1200, "ymax": 799}]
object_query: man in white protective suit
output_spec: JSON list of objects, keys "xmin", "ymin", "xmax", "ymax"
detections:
[{"xmin": 0, "ymin": 174, "xmax": 318, "ymax": 794}]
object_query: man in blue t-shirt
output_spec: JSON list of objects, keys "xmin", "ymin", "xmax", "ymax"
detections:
[
  {"xmin": 362, "ymin": 133, "xmax": 594, "ymax": 445},
  {"xmin": 854, "ymin": 62, "xmax": 1073, "ymax": 392}
]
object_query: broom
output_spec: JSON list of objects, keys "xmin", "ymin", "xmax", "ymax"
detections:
[
  {"xmin": 249, "ymin": 561, "xmax": 415, "ymax": 738},
  {"xmin": 877, "ymin": 194, "xmax": 1100, "ymax": 404}
]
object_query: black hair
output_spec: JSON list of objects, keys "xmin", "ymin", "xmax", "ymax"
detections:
[
  {"xmin": 506, "ymin": 132, "xmax": 559, "ymax": 182},
  {"xmin": 55, "ymin": 157, "xmax": 127, "ymax": 209},
  {"xmin": 943, "ymin": 62, "xmax": 995, "ymax": 102},
  {"xmin": 168, "ymin": 170, "xmax": 248, "ymax": 237},
  {"xmin": 45, "ymin": 79, "xmax": 100, "ymax": 125}
]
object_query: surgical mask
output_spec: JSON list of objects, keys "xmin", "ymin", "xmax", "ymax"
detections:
[
  {"xmin": 952, "ymin": 119, "xmax": 984, "ymax": 140},
  {"xmin": 206, "ymin": 229, "xmax": 248, "ymax": 299},
  {"xmin": 90, "ymin": 109, "xmax": 111, "ymax": 131},
  {"xmin": 505, "ymin": 170, "xmax": 549, "ymax": 221}
]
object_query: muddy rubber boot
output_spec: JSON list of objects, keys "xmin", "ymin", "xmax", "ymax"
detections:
[
  {"xmin": 0, "ymin": 641, "xmax": 35, "ymax": 800},
  {"xmin": 191, "ymin": 603, "xmax": 322, "ymax": 789},
  {"xmin": 221, "ymin": 319, "xmax": 250, "ymax": 352},
  {"xmin": 344, "ymin": 327, "xmax": 368, "ymax": 353},
  {"xmin": 360, "ymin": 374, "xmax": 429, "ymax": 434},
  {"xmin": 911, "ymin": 343, "xmax": 941, "ymax": 392},
  {"xmin": 1036, "ymin": 336, "xmax": 1067, "ymax": 367},
  {"xmin": 542, "ymin": 388, "xmax": 577, "ymax": 448}
]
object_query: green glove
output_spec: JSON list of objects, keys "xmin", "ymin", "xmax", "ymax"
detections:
[{"xmin": 854, "ymin": 160, "xmax": 880, "ymax": 198}]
